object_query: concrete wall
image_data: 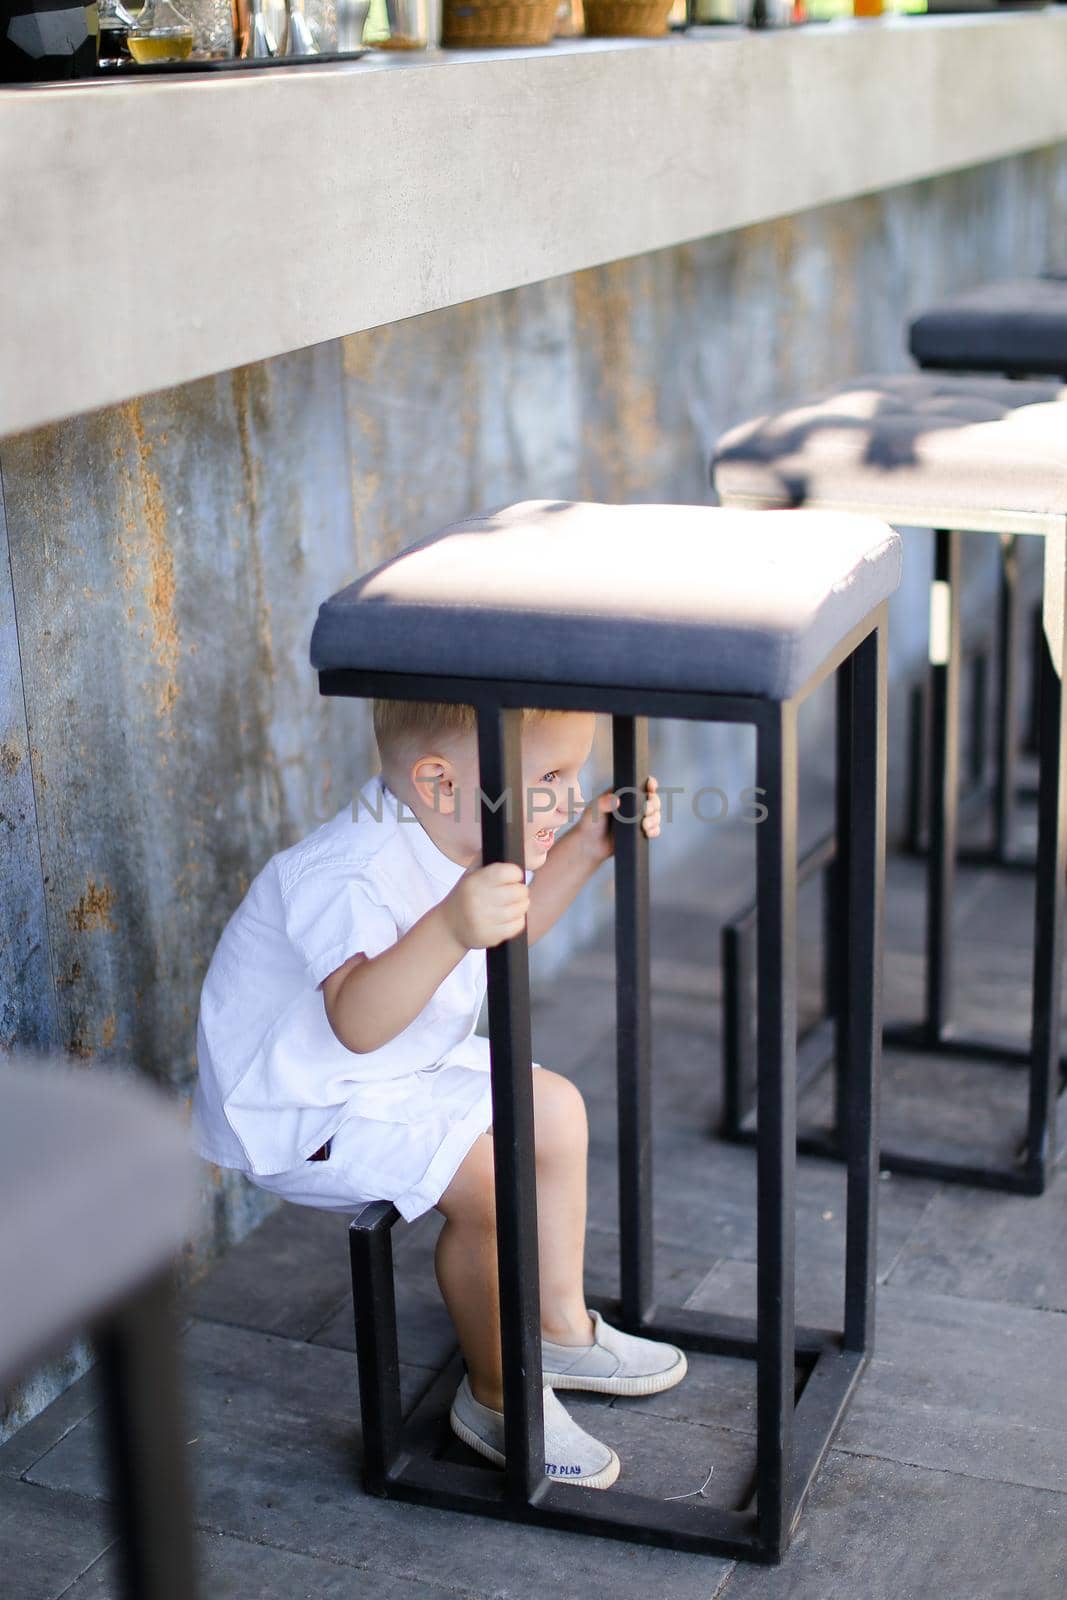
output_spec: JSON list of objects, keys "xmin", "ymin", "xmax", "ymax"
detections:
[{"xmin": 3, "ymin": 145, "xmax": 1066, "ymax": 1439}]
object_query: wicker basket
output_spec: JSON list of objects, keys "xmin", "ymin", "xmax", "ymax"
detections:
[
  {"xmin": 442, "ymin": 0, "xmax": 559, "ymax": 45},
  {"xmin": 583, "ymin": 0, "xmax": 672, "ymax": 34}
]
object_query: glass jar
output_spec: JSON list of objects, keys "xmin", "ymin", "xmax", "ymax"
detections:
[
  {"xmin": 127, "ymin": 0, "xmax": 195, "ymax": 58},
  {"xmin": 256, "ymin": 0, "xmax": 287, "ymax": 49},
  {"xmin": 305, "ymin": 0, "xmax": 338, "ymax": 46},
  {"xmin": 334, "ymin": 0, "xmax": 369, "ymax": 47},
  {"xmin": 97, "ymin": 0, "xmax": 137, "ymax": 61},
  {"xmin": 183, "ymin": 0, "xmax": 236, "ymax": 52},
  {"xmin": 362, "ymin": 0, "xmax": 427, "ymax": 48}
]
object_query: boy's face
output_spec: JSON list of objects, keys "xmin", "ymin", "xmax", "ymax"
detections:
[{"xmin": 408, "ymin": 711, "xmax": 597, "ymax": 870}]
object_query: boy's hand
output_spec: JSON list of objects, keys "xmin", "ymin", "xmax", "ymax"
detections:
[
  {"xmin": 576, "ymin": 776, "xmax": 661, "ymax": 863},
  {"xmin": 442, "ymin": 861, "xmax": 530, "ymax": 950}
]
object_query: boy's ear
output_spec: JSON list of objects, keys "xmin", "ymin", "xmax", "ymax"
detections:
[{"xmin": 410, "ymin": 755, "xmax": 457, "ymax": 815}]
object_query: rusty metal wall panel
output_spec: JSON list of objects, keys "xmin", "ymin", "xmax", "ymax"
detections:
[
  {"xmin": 1, "ymin": 343, "xmax": 367, "ymax": 1094},
  {"xmin": 0, "ymin": 472, "xmax": 58, "ymax": 1056},
  {"xmin": 0, "ymin": 469, "xmax": 75, "ymax": 1443}
]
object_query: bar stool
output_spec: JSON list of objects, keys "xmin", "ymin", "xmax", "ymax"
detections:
[
  {"xmin": 910, "ymin": 276, "xmax": 1067, "ymax": 862},
  {"xmin": 910, "ymin": 276, "xmax": 1067, "ymax": 380},
  {"xmin": 310, "ymin": 498, "xmax": 900, "ymax": 1562},
  {"xmin": 0, "ymin": 1055, "xmax": 199, "ymax": 1600},
  {"xmin": 712, "ymin": 372, "xmax": 1067, "ymax": 1194}
]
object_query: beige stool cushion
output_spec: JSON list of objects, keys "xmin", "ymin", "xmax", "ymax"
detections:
[
  {"xmin": 712, "ymin": 374, "xmax": 1067, "ymax": 536},
  {"xmin": 312, "ymin": 500, "xmax": 901, "ymax": 703}
]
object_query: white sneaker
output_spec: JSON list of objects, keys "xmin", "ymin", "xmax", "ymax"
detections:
[
  {"xmin": 449, "ymin": 1375, "xmax": 620, "ymax": 1490},
  {"xmin": 542, "ymin": 1310, "xmax": 688, "ymax": 1397}
]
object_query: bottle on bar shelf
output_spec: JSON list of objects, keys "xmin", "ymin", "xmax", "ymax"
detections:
[
  {"xmin": 362, "ymin": 0, "xmax": 427, "ymax": 47},
  {"xmin": 97, "ymin": 0, "xmax": 138, "ymax": 62},
  {"xmin": 284, "ymin": 0, "xmax": 318, "ymax": 49},
  {"xmin": 336, "ymin": 0, "xmax": 370, "ymax": 48},
  {"xmin": 692, "ymin": 0, "xmax": 740, "ymax": 19},
  {"xmin": 127, "ymin": 0, "xmax": 194, "ymax": 58},
  {"xmin": 746, "ymin": 0, "xmax": 793, "ymax": 24}
]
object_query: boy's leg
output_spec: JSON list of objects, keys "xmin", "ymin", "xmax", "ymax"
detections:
[
  {"xmin": 434, "ymin": 1133, "xmax": 502, "ymax": 1410},
  {"xmin": 435, "ymin": 1070, "xmax": 593, "ymax": 1411},
  {"xmin": 529, "ymin": 1069, "xmax": 596, "ymax": 1344}
]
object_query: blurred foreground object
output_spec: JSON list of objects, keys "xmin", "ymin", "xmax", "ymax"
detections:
[
  {"xmin": 0, "ymin": 1055, "xmax": 199, "ymax": 1600},
  {"xmin": 0, "ymin": 0, "xmax": 98, "ymax": 81}
]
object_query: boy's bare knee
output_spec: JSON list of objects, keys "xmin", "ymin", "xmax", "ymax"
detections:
[
  {"xmin": 438, "ymin": 1133, "xmax": 497, "ymax": 1229},
  {"xmin": 533, "ymin": 1070, "xmax": 588, "ymax": 1160}
]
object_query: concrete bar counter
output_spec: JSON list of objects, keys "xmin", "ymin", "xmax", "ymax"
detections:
[
  {"xmin": 4, "ymin": 16, "xmax": 1067, "ymax": 437},
  {"xmin": 2, "ymin": 13, "xmax": 1066, "ymax": 1433}
]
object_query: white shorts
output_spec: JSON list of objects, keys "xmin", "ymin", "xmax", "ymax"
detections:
[{"xmin": 250, "ymin": 1061, "xmax": 539, "ymax": 1223}]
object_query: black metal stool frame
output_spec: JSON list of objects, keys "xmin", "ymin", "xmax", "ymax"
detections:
[
  {"xmin": 899, "ymin": 543, "xmax": 1032, "ymax": 866},
  {"xmin": 903, "ymin": 533, "xmax": 1037, "ymax": 871},
  {"xmin": 95, "ymin": 1269, "xmax": 201, "ymax": 1600},
  {"xmin": 911, "ymin": 293, "xmax": 1067, "ymax": 869},
  {"xmin": 721, "ymin": 526, "xmax": 1067, "ymax": 1195},
  {"xmin": 326, "ymin": 601, "xmax": 886, "ymax": 1565}
]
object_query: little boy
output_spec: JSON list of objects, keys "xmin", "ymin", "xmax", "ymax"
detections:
[{"xmin": 192, "ymin": 701, "xmax": 686, "ymax": 1490}]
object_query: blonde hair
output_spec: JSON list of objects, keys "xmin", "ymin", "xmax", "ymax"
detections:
[
  {"xmin": 372, "ymin": 700, "xmax": 554, "ymax": 761},
  {"xmin": 372, "ymin": 700, "xmax": 475, "ymax": 758}
]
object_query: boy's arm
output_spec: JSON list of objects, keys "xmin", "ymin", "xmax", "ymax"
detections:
[
  {"xmin": 322, "ymin": 863, "xmax": 529, "ymax": 1054},
  {"xmin": 527, "ymin": 778, "xmax": 660, "ymax": 947},
  {"xmin": 525, "ymin": 823, "xmax": 604, "ymax": 946}
]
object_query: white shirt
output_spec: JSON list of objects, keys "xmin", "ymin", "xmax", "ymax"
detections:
[{"xmin": 192, "ymin": 776, "xmax": 491, "ymax": 1176}]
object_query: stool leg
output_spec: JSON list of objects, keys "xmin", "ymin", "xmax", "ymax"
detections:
[
  {"xmin": 612, "ymin": 715, "xmax": 653, "ymax": 1327},
  {"xmin": 721, "ymin": 915, "xmax": 755, "ymax": 1140},
  {"xmin": 967, "ymin": 650, "xmax": 990, "ymax": 801},
  {"xmin": 924, "ymin": 528, "xmax": 962, "ymax": 1042},
  {"xmin": 829, "ymin": 664, "xmax": 852, "ymax": 1150},
  {"xmin": 841, "ymin": 621, "xmax": 886, "ymax": 1353},
  {"xmin": 754, "ymin": 701, "xmax": 798, "ymax": 1559},
  {"xmin": 476, "ymin": 701, "xmax": 545, "ymax": 1505},
  {"xmin": 96, "ymin": 1270, "xmax": 199, "ymax": 1600},
  {"xmin": 1025, "ymin": 537, "xmax": 1067, "ymax": 1189},
  {"xmin": 993, "ymin": 534, "xmax": 1021, "ymax": 862},
  {"xmin": 905, "ymin": 680, "xmax": 928, "ymax": 856},
  {"xmin": 349, "ymin": 1204, "xmax": 403, "ymax": 1496},
  {"xmin": 1025, "ymin": 602, "xmax": 1043, "ymax": 758}
]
